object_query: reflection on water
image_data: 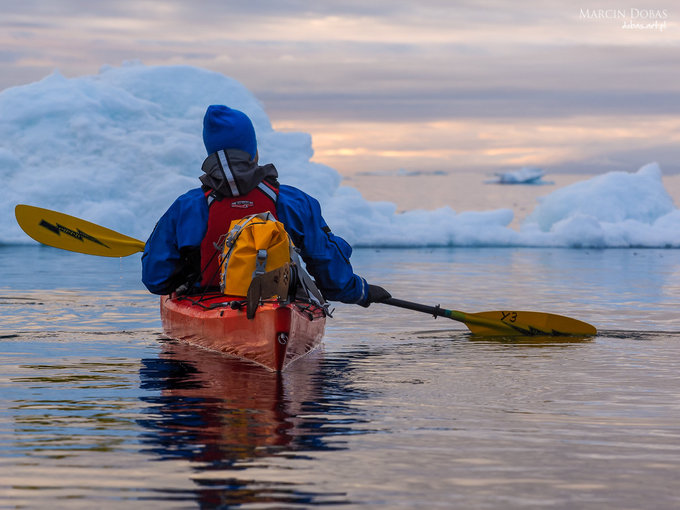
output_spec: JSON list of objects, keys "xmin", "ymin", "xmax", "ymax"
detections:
[
  {"xmin": 468, "ymin": 333, "xmax": 595, "ymax": 345},
  {"xmin": 0, "ymin": 331, "xmax": 373, "ymax": 507},
  {"xmin": 137, "ymin": 340, "xmax": 365, "ymax": 506}
]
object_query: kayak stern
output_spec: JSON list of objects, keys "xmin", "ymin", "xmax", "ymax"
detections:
[{"xmin": 160, "ymin": 293, "xmax": 326, "ymax": 372}]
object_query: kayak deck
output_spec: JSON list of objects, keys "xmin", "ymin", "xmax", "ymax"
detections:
[{"xmin": 160, "ymin": 293, "xmax": 326, "ymax": 372}]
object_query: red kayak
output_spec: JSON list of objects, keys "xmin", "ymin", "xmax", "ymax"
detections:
[{"xmin": 160, "ymin": 293, "xmax": 326, "ymax": 372}]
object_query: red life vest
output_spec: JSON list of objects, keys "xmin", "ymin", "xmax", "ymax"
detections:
[{"xmin": 200, "ymin": 181, "xmax": 279, "ymax": 287}]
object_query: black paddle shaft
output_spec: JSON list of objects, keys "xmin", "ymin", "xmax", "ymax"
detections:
[{"xmin": 383, "ymin": 297, "xmax": 448, "ymax": 319}]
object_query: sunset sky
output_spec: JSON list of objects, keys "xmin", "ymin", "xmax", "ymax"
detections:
[{"xmin": 2, "ymin": 0, "xmax": 679, "ymax": 175}]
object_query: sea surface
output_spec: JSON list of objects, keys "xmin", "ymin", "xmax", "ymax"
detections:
[{"xmin": 1, "ymin": 245, "xmax": 679, "ymax": 509}]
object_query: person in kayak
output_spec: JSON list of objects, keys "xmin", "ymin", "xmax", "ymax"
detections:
[{"xmin": 141, "ymin": 104, "xmax": 390, "ymax": 307}]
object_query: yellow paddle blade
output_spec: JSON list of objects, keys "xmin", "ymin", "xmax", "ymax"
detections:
[
  {"xmin": 464, "ymin": 310, "xmax": 598, "ymax": 336},
  {"xmin": 15, "ymin": 204, "xmax": 146, "ymax": 257}
]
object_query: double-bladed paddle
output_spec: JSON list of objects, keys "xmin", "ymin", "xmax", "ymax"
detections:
[{"xmin": 14, "ymin": 204, "xmax": 597, "ymax": 337}]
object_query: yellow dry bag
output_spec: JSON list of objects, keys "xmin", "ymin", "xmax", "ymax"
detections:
[{"xmin": 219, "ymin": 212, "xmax": 293, "ymax": 297}]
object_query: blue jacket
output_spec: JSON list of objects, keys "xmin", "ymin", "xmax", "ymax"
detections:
[{"xmin": 141, "ymin": 184, "xmax": 368, "ymax": 304}]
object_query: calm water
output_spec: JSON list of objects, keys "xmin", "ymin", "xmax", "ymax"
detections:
[{"xmin": 1, "ymin": 245, "xmax": 679, "ymax": 509}]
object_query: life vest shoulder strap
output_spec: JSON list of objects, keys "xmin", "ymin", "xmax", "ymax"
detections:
[{"xmin": 204, "ymin": 180, "xmax": 278, "ymax": 208}]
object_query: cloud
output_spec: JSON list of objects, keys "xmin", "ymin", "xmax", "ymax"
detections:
[
  {"xmin": 1, "ymin": 0, "xmax": 678, "ymax": 175},
  {"xmin": 250, "ymin": 38, "xmax": 680, "ymax": 123}
]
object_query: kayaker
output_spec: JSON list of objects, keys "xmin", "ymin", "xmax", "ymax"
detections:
[{"xmin": 142, "ymin": 105, "xmax": 391, "ymax": 308}]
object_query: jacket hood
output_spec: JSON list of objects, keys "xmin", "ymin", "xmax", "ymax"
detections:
[{"xmin": 199, "ymin": 149, "xmax": 278, "ymax": 199}]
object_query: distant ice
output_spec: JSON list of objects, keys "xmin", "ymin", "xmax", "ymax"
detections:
[
  {"xmin": 486, "ymin": 167, "xmax": 551, "ymax": 185},
  {"xmin": 1, "ymin": 64, "xmax": 678, "ymax": 248},
  {"xmin": 521, "ymin": 163, "xmax": 679, "ymax": 247}
]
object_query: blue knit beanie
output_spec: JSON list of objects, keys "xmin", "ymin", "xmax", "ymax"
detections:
[{"xmin": 202, "ymin": 105, "xmax": 257, "ymax": 159}]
